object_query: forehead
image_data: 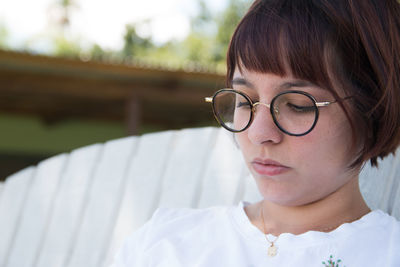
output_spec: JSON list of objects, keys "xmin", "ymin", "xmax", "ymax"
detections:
[{"xmin": 232, "ymin": 68, "xmax": 324, "ymax": 94}]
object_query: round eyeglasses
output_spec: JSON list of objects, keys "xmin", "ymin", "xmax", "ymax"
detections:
[{"xmin": 205, "ymin": 89, "xmax": 345, "ymax": 136}]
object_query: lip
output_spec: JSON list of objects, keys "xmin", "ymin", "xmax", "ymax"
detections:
[{"xmin": 251, "ymin": 158, "xmax": 290, "ymax": 176}]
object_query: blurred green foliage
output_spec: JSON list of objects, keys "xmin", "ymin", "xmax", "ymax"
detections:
[
  {"xmin": 1, "ymin": 0, "xmax": 249, "ymax": 71},
  {"xmin": 0, "ymin": 23, "xmax": 8, "ymax": 49},
  {"xmin": 118, "ymin": 0, "xmax": 249, "ymax": 72},
  {"xmin": 53, "ymin": 35, "xmax": 82, "ymax": 57},
  {"xmin": 82, "ymin": 0, "xmax": 249, "ymax": 71}
]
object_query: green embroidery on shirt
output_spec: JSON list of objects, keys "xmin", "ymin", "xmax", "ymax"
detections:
[{"xmin": 322, "ymin": 255, "xmax": 345, "ymax": 267}]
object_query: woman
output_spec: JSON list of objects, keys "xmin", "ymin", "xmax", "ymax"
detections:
[{"xmin": 112, "ymin": 0, "xmax": 400, "ymax": 266}]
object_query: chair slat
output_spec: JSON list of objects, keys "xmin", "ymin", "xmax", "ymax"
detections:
[
  {"xmin": 0, "ymin": 182, "xmax": 4, "ymax": 198},
  {"xmin": 0, "ymin": 167, "xmax": 36, "ymax": 267},
  {"xmin": 5, "ymin": 154, "xmax": 68, "ymax": 267},
  {"xmin": 36, "ymin": 144, "xmax": 103, "ymax": 267},
  {"xmin": 157, "ymin": 127, "xmax": 218, "ymax": 209},
  {"xmin": 391, "ymin": 180, "xmax": 400, "ymax": 219},
  {"xmin": 359, "ymin": 153, "xmax": 396, "ymax": 211},
  {"xmin": 66, "ymin": 137, "xmax": 138, "ymax": 267},
  {"xmin": 197, "ymin": 129, "xmax": 248, "ymax": 208},
  {"xmin": 103, "ymin": 130, "xmax": 175, "ymax": 266},
  {"xmin": 243, "ymin": 174, "xmax": 263, "ymax": 203},
  {"xmin": 387, "ymin": 151, "xmax": 400, "ymax": 218}
]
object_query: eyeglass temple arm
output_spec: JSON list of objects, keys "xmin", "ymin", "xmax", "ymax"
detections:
[
  {"xmin": 205, "ymin": 97, "xmax": 213, "ymax": 103},
  {"xmin": 316, "ymin": 95, "xmax": 353, "ymax": 107},
  {"xmin": 315, "ymin": 101, "xmax": 332, "ymax": 107}
]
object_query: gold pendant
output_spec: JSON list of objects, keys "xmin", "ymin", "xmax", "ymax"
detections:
[{"xmin": 267, "ymin": 243, "xmax": 277, "ymax": 257}]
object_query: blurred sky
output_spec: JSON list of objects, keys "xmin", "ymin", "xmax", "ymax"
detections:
[{"xmin": 0, "ymin": 0, "xmax": 228, "ymax": 52}]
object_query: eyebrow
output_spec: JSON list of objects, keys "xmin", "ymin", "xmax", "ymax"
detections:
[
  {"xmin": 231, "ymin": 77, "xmax": 316, "ymax": 90},
  {"xmin": 232, "ymin": 77, "xmax": 255, "ymax": 88}
]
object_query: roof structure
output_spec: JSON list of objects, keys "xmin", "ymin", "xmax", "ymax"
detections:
[{"xmin": 0, "ymin": 50, "xmax": 225, "ymax": 134}]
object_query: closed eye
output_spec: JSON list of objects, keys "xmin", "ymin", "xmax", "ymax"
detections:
[{"xmin": 287, "ymin": 103, "xmax": 315, "ymax": 113}]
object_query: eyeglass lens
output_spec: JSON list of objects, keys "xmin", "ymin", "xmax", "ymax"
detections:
[{"xmin": 213, "ymin": 90, "xmax": 318, "ymax": 135}]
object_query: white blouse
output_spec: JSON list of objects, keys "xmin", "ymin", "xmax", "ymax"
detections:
[{"xmin": 111, "ymin": 201, "xmax": 400, "ymax": 267}]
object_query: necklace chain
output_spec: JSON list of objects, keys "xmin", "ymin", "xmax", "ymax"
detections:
[
  {"xmin": 260, "ymin": 205, "xmax": 279, "ymax": 257},
  {"xmin": 259, "ymin": 204, "xmax": 365, "ymax": 257}
]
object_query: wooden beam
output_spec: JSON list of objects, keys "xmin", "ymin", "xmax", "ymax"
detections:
[
  {"xmin": 0, "ymin": 50, "xmax": 224, "ymax": 129},
  {"xmin": 125, "ymin": 96, "xmax": 141, "ymax": 135}
]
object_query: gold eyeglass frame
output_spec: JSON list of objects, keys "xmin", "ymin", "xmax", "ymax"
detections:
[{"xmin": 205, "ymin": 88, "xmax": 346, "ymax": 136}]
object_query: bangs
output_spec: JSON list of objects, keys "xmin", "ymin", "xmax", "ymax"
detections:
[{"xmin": 227, "ymin": 1, "xmax": 337, "ymax": 92}]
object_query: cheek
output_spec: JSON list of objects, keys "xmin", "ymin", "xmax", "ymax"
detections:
[{"xmin": 296, "ymin": 114, "xmax": 354, "ymax": 169}]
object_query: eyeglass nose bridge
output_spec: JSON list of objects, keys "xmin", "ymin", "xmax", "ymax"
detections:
[{"xmin": 252, "ymin": 102, "xmax": 279, "ymax": 115}]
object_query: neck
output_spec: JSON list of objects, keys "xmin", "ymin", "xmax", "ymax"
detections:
[{"xmin": 254, "ymin": 176, "xmax": 371, "ymax": 236}]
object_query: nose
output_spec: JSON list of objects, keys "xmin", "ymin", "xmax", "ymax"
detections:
[{"xmin": 247, "ymin": 103, "xmax": 283, "ymax": 145}]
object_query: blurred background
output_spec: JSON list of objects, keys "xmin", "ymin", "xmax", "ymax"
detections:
[{"xmin": 0, "ymin": 0, "xmax": 250, "ymax": 180}]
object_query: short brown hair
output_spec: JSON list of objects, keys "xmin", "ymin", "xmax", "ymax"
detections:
[{"xmin": 227, "ymin": 0, "xmax": 400, "ymax": 167}]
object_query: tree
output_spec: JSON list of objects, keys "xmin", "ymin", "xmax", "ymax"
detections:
[
  {"xmin": 49, "ymin": 0, "xmax": 78, "ymax": 31},
  {"xmin": 175, "ymin": 0, "xmax": 249, "ymax": 70},
  {"xmin": 46, "ymin": 0, "xmax": 81, "ymax": 57},
  {"xmin": 0, "ymin": 23, "xmax": 8, "ymax": 49},
  {"xmin": 43, "ymin": 0, "xmax": 250, "ymax": 68},
  {"xmin": 52, "ymin": 35, "xmax": 82, "ymax": 58},
  {"xmin": 214, "ymin": 0, "xmax": 249, "ymax": 62},
  {"xmin": 122, "ymin": 24, "xmax": 153, "ymax": 57},
  {"xmin": 190, "ymin": 0, "xmax": 215, "ymax": 34}
]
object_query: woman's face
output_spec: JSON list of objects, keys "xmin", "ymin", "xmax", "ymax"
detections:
[{"xmin": 234, "ymin": 68, "xmax": 359, "ymax": 206}]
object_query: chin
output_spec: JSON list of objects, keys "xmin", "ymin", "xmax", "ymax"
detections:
[
  {"xmin": 258, "ymin": 185, "xmax": 318, "ymax": 207},
  {"xmin": 254, "ymin": 173, "xmax": 328, "ymax": 207},
  {"xmin": 262, "ymin": 195, "xmax": 305, "ymax": 207},
  {"xmin": 262, "ymin": 190, "xmax": 330, "ymax": 207}
]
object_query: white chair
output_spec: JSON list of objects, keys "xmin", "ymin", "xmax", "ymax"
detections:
[{"xmin": 0, "ymin": 127, "xmax": 398, "ymax": 267}]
